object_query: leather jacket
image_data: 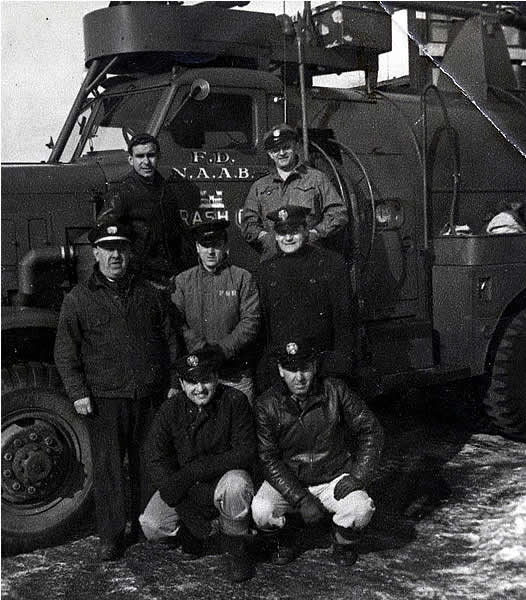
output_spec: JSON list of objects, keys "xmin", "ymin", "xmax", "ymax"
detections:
[{"xmin": 255, "ymin": 376, "xmax": 384, "ymax": 507}]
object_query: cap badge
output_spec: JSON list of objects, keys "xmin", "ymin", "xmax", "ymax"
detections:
[
  {"xmin": 187, "ymin": 355, "xmax": 199, "ymax": 367},
  {"xmin": 107, "ymin": 226, "xmax": 117, "ymax": 234},
  {"xmin": 286, "ymin": 342, "xmax": 298, "ymax": 355},
  {"xmin": 273, "ymin": 129, "xmax": 280, "ymax": 138},
  {"xmin": 278, "ymin": 209, "xmax": 288, "ymax": 221}
]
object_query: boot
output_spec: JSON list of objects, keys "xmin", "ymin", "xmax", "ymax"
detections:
[
  {"xmin": 331, "ymin": 524, "xmax": 359, "ymax": 567},
  {"xmin": 221, "ymin": 534, "xmax": 254, "ymax": 583},
  {"xmin": 271, "ymin": 525, "xmax": 298, "ymax": 565},
  {"xmin": 177, "ymin": 523, "xmax": 206, "ymax": 558}
]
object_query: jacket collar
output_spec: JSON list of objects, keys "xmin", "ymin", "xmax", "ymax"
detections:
[
  {"xmin": 128, "ymin": 168, "xmax": 164, "ymax": 188},
  {"xmin": 87, "ymin": 265, "xmax": 134, "ymax": 292},
  {"xmin": 276, "ymin": 375, "xmax": 323, "ymax": 415},
  {"xmin": 270, "ymin": 161, "xmax": 308, "ymax": 183}
]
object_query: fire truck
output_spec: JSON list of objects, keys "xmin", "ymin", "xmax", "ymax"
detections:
[{"xmin": 2, "ymin": 1, "xmax": 525, "ymax": 554}]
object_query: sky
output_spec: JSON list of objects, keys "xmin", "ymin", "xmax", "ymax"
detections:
[{"xmin": 1, "ymin": 1, "xmax": 408, "ymax": 163}]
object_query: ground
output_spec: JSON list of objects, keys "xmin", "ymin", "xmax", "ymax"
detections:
[{"xmin": 2, "ymin": 391, "xmax": 526, "ymax": 600}]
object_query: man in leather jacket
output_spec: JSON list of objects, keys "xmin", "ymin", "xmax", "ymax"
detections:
[
  {"xmin": 97, "ymin": 133, "xmax": 196, "ymax": 287},
  {"xmin": 251, "ymin": 340, "xmax": 383, "ymax": 566}
]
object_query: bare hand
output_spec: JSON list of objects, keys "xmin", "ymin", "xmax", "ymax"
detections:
[
  {"xmin": 74, "ymin": 397, "xmax": 93, "ymax": 416},
  {"xmin": 167, "ymin": 387, "xmax": 178, "ymax": 399}
]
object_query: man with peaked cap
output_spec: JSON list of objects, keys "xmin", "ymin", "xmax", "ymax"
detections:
[
  {"xmin": 252, "ymin": 340, "xmax": 383, "ymax": 567},
  {"xmin": 241, "ymin": 123, "xmax": 348, "ymax": 261},
  {"xmin": 257, "ymin": 204, "xmax": 357, "ymax": 389},
  {"xmin": 171, "ymin": 219, "xmax": 261, "ymax": 404},
  {"xmin": 54, "ymin": 220, "xmax": 181, "ymax": 561},
  {"xmin": 140, "ymin": 347, "xmax": 256, "ymax": 583},
  {"xmin": 97, "ymin": 133, "xmax": 196, "ymax": 288}
]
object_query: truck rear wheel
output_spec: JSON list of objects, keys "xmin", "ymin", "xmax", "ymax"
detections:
[
  {"xmin": 483, "ymin": 308, "xmax": 526, "ymax": 441},
  {"xmin": 1, "ymin": 363, "xmax": 93, "ymax": 555}
]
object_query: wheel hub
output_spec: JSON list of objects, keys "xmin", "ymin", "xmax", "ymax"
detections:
[{"xmin": 2, "ymin": 422, "xmax": 68, "ymax": 503}]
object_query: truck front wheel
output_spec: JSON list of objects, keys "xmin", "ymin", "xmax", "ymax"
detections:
[
  {"xmin": 1, "ymin": 363, "xmax": 93, "ymax": 555},
  {"xmin": 483, "ymin": 308, "xmax": 526, "ymax": 441}
]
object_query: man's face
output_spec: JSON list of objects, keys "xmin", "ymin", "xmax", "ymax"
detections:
[
  {"xmin": 275, "ymin": 225, "xmax": 308, "ymax": 254},
  {"xmin": 93, "ymin": 242, "xmax": 130, "ymax": 280},
  {"xmin": 180, "ymin": 373, "xmax": 219, "ymax": 407},
  {"xmin": 267, "ymin": 140, "xmax": 298, "ymax": 172},
  {"xmin": 196, "ymin": 239, "xmax": 227, "ymax": 272},
  {"xmin": 278, "ymin": 361, "xmax": 317, "ymax": 398},
  {"xmin": 128, "ymin": 142, "xmax": 159, "ymax": 180}
]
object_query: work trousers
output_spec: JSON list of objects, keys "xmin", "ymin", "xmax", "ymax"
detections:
[
  {"xmin": 252, "ymin": 474, "xmax": 375, "ymax": 533},
  {"xmin": 140, "ymin": 469, "xmax": 254, "ymax": 540},
  {"xmin": 86, "ymin": 395, "xmax": 158, "ymax": 543}
]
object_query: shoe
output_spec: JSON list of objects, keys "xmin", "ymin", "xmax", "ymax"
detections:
[
  {"xmin": 271, "ymin": 527, "xmax": 297, "ymax": 566},
  {"xmin": 221, "ymin": 534, "xmax": 254, "ymax": 582},
  {"xmin": 177, "ymin": 524, "xmax": 206, "ymax": 558},
  {"xmin": 126, "ymin": 521, "xmax": 146, "ymax": 546},
  {"xmin": 332, "ymin": 542, "xmax": 358, "ymax": 566},
  {"xmin": 98, "ymin": 538, "xmax": 125, "ymax": 561}
]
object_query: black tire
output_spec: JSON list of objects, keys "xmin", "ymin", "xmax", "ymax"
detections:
[
  {"xmin": 483, "ymin": 308, "xmax": 526, "ymax": 441},
  {"xmin": 1, "ymin": 363, "xmax": 93, "ymax": 555}
]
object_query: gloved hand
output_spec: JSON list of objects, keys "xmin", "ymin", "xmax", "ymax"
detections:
[
  {"xmin": 298, "ymin": 494, "xmax": 326, "ymax": 525},
  {"xmin": 333, "ymin": 475, "xmax": 361, "ymax": 501},
  {"xmin": 204, "ymin": 343, "xmax": 227, "ymax": 363}
]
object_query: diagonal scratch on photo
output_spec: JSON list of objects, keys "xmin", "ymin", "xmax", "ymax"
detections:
[{"xmin": 2, "ymin": 1, "xmax": 526, "ymax": 599}]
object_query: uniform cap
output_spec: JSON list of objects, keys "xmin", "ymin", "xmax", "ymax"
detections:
[
  {"xmin": 267, "ymin": 205, "xmax": 310, "ymax": 233},
  {"xmin": 191, "ymin": 219, "xmax": 229, "ymax": 246},
  {"xmin": 175, "ymin": 348, "xmax": 223, "ymax": 382},
  {"xmin": 88, "ymin": 221, "xmax": 132, "ymax": 245},
  {"xmin": 263, "ymin": 123, "xmax": 298, "ymax": 151},
  {"xmin": 273, "ymin": 339, "xmax": 318, "ymax": 369}
]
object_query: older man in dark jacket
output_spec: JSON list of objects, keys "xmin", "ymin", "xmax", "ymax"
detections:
[
  {"xmin": 54, "ymin": 221, "xmax": 180, "ymax": 561},
  {"xmin": 140, "ymin": 348, "xmax": 256, "ymax": 583},
  {"xmin": 252, "ymin": 340, "xmax": 383, "ymax": 567}
]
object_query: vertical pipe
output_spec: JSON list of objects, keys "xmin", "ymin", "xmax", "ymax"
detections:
[{"xmin": 296, "ymin": 11, "xmax": 309, "ymax": 162}]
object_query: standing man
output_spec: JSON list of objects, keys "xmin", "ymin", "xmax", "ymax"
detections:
[
  {"xmin": 252, "ymin": 340, "xmax": 383, "ymax": 566},
  {"xmin": 54, "ymin": 221, "xmax": 180, "ymax": 561},
  {"xmin": 140, "ymin": 348, "xmax": 256, "ymax": 583},
  {"xmin": 97, "ymin": 133, "xmax": 195, "ymax": 287},
  {"xmin": 257, "ymin": 205, "xmax": 357, "ymax": 387},
  {"xmin": 172, "ymin": 219, "xmax": 261, "ymax": 404},
  {"xmin": 241, "ymin": 123, "xmax": 348, "ymax": 261}
]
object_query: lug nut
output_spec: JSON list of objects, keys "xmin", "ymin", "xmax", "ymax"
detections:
[
  {"xmin": 13, "ymin": 439, "xmax": 23, "ymax": 448},
  {"xmin": 3, "ymin": 469, "xmax": 13, "ymax": 478},
  {"xmin": 3, "ymin": 452, "xmax": 13, "ymax": 461},
  {"xmin": 29, "ymin": 433, "xmax": 39, "ymax": 442},
  {"xmin": 12, "ymin": 482, "xmax": 21, "ymax": 491},
  {"xmin": 44, "ymin": 437, "xmax": 54, "ymax": 446},
  {"xmin": 27, "ymin": 486, "xmax": 36, "ymax": 495}
]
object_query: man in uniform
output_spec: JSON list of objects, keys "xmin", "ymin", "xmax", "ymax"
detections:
[
  {"xmin": 257, "ymin": 204, "xmax": 356, "ymax": 387},
  {"xmin": 54, "ymin": 221, "xmax": 180, "ymax": 561},
  {"xmin": 139, "ymin": 348, "xmax": 256, "ymax": 583},
  {"xmin": 252, "ymin": 340, "xmax": 383, "ymax": 566},
  {"xmin": 241, "ymin": 123, "xmax": 348, "ymax": 261},
  {"xmin": 172, "ymin": 219, "xmax": 261, "ymax": 404},
  {"xmin": 97, "ymin": 133, "xmax": 196, "ymax": 287}
]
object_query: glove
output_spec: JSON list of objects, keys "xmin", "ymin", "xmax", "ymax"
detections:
[
  {"xmin": 333, "ymin": 475, "xmax": 361, "ymax": 501},
  {"xmin": 204, "ymin": 343, "xmax": 227, "ymax": 363},
  {"xmin": 298, "ymin": 494, "xmax": 326, "ymax": 525}
]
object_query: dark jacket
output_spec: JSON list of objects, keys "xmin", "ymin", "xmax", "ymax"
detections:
[
  {"xmin": 97, "ymin": 169, "xmax": 196, "ymax": 281},
  {"xmin": 146, "ymin": 384, "xmax": 256, "ymax": 508},
  {"xmin": 172, "ymin": 261, "xmax": 261, "ymax": 371},
  {"xmin": 258, "ymin": 244, "xmax": 356, "ymax": 359},
  {"xmin": 54, "ymin": 268, "xmax": 179, "ymax": 401},
  {"xmin": 256, "ymin": 376, "xmax": 383, "ymax": 507}
]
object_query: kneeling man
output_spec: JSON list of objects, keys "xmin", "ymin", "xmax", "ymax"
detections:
[
  {"xmin": 252, "ymin": 341, "xmax": 383, "ymax": 566},
  {"xmin": 140, "ymin": 348, "xmax": 256, "ymax": 582}
]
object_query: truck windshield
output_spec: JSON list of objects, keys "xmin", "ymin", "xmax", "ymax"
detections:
[
  {"xmin": 78, "ymin": 88, "xmax": 164, "ymax": 158},
  {"xmin": 160, "ymin": 91, "xmax": 253, "ymax": 150}
]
